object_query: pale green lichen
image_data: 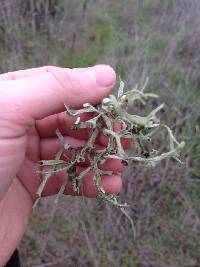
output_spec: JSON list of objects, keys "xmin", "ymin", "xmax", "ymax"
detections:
[{"xmin": 34, "ymin": 78, "xmax": 185, "ymax": 237}]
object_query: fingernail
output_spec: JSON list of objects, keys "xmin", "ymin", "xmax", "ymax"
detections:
[{"xmin": 88, "ymin": 64, "xmax": 116, "ymax": 87}]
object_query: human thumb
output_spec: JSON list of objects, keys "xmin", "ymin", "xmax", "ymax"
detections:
[{"xmin": 0, "ymin": 65, "xmax": 116, "ymax": 125}]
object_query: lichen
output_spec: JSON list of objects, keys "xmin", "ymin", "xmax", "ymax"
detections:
[{"xmin": 34, "ymin": 77, "xmax": 185, "ymax": 237}]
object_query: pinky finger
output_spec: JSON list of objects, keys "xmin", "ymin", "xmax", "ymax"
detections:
[{"xmin": 41, "ymin": 168, "xmax": 122, "ymax": 198}]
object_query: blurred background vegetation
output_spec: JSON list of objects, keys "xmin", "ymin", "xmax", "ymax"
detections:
[{"xmin": 0, "ymin": 0, "xmax": 200, "ymax": 266}]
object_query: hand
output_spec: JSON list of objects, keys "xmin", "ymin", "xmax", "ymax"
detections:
[{"xmin": 0, "ymin": 65, "xmax": 129, "ymax": 265}]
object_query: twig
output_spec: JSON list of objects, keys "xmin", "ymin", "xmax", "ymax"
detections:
[{"xmin": 81, "ymin": 220, "xmax": 99, "ymax": 267}]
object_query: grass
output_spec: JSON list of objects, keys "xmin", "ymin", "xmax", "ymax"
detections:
[
  {"xmin": 58, "ymin": 18, "xmax": 114, "ymax": 68},
  {"xmin": 0, "ymin": 0, "xmax": 200, "ymax": 266}
]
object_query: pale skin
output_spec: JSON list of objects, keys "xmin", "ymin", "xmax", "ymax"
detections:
[{"xmin": 0, "ymin": 65, "xmax": 131, "ymax": 266}]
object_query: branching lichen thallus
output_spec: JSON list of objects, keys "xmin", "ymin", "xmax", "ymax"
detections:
[{"xmin": 35, "ymin": 78, "xmax": 185, "ymax": 237}]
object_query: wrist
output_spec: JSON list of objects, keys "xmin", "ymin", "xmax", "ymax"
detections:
[{"xmin": 0, "ymin": 179, "xmax": 32, "ymax": 266}]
